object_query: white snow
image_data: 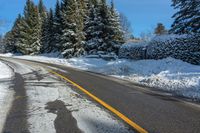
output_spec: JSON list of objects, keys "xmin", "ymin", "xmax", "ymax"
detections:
[
  {"xmin": 0, "ymin": 53, "xmax": 14, "ymax": 57},
  {"xmin": 0, "ymin": 61, "xmax": 14, "ymax": 133},
  {"xmin": 9, "ymin": 54, "xmax": 200, "ymax": 101}
]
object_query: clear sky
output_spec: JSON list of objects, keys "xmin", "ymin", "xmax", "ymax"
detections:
[{"xmin": 0, "ymin": 0, "xmax": 175, "ymax": 37}]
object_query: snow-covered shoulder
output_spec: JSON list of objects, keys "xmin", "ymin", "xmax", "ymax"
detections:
[{"xmin": 0, "ymin": 61, "xmax": 14, "ymax": 132}]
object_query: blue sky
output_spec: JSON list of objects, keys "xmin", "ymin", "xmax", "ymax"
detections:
[{"xmin": 0, "ymin": 0, "xmax": 175, "ymax": 37}]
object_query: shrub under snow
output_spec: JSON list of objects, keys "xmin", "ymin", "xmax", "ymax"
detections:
[
  {"xmin": 147, "ymin": 34, "xmax": 200, "ymax": 65},
  {"xmin": 119, "ymin": 42, "xmax": 147, "ymax": 59},
  {"xmin": 119, "ymin": 34, "xmax": 200, "ymax": 65}
]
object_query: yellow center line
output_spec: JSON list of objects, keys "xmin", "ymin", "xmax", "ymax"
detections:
[{"xmin": 49, "ymin": 69, "xmax": 148, "ymax": 133}]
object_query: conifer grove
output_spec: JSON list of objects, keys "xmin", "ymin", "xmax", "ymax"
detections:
[{"xmin": 3, "ymin": 0, "xmax": 125, "ymax": 57}]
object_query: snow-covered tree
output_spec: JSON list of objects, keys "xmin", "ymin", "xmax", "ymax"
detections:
[
  {"xmin": 38, "ymin": 0, "xmax": 47, "ymax": 20},
  {"xmin": 84, "ymin": 0, "xmax": 104, "ymax": 54},
  {"xmin": 3, "ymin": 0, "xmax": 125, "ymax": 57},
  {"xmin": 53, "ymin": 0, "xmax": 63, "ymax": 51},
  {"xmin": 38, "ymin": 0, "xmax": 48, "ymax": 51},
  {"xmin": 106, "ymin": 0, "xmax": 125, "ymax": 53},
  {"xmin": 170, "ymin": 0, "xmax": 200, "ymax": 34},
  {"xmin": 0, "ymin": 34, "xmax": 5, "ymax": 53},
  {"xmin": 41, "ymin": 9, "xmax": 55, "ymax": 53},
  {"xmin": 60, "ymin": 0, "xmax": 85, "ymax": 58},
  {"xmin": 20, "ymin": 0, "xmax": 41, "ymax": 55},
  {"xmin": 7, "ymin": 14, "xmax": 28, "ymax": 54},
  {"xmin": 85, "ymin": 0, "xmax": 124, "ymax": 55}
]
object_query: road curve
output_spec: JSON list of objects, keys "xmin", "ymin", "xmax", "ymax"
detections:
[{"xmin": 1, "ymin": 57, "xmax": 200, "ymax": 133}]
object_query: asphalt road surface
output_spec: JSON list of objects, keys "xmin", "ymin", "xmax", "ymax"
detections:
[{"xmin": 1, "ymin": 57, "xmax": 200, "ymax": 133}]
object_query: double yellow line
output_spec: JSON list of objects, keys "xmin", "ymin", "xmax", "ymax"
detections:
[{"xmin": 49, "ymin": 70, "xmax": 148, "ymax": 133}]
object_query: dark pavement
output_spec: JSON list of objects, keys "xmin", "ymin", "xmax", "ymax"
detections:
[{"xmin": 1, "ymin": 57, "xmax": 200, "ymax": 133}]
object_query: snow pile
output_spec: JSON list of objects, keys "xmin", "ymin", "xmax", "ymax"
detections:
[
  {"xmin": 0, "ymin": 61, "xmax": 14, "ymax": 132},
  {"xmin": 0, "ymin": 53, "xmax": 14, "ymax": 57},
  {"xmin": 14, "ymin": 55, "xmax": 200, "ymax": 100}
]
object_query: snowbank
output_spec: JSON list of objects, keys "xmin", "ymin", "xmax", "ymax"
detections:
[
  {"xmin": 0, "ymin": 53, "xmax": 14, "ymax": 57},
  {"xmin": 0, "ymin": 61, "xmax": 14, "ymax": 132},
  {"xmin": 11, "ymin": 55, "xmax": 200, "ymax": 101}
]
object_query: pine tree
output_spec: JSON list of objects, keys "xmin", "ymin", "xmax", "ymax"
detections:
[
  {"xmin": 107, "ymin": 0, "xmax": 124, "ymax": 53},
  {"xmin": 9, "ymin": 14, "xmax": 28, "ymax": 53},
  {"xmin": 41, "ymin": 9, "xmax": 55, "ymax": 53},
  {"xmin": 53, "ymin": 0, "xmax": 63, "ymax": 51},
  {"xmin": 84, "ymin": 0, "xmax": 104, "ymax": 54},
  {"xmin": 85, "ymin": 0, "xmax": 124, "ymax": 55},
  {"xmin": 3, "ymin": 0, "xmax": 42, "ymax": 55},
  {"xmin": 60, "ymin": 0, "xmax": 84, "ymax": 58},
  {"xmin": 0, "ymin": 34, "xmax": 4, "ymax": 53},
  {"xmin": 38, "ymin": 0, "xmax": 48, "ymax": 53},
  {"xmin": 154, "ymin": 23, "xmax": 168, "ymax": 35},
  {"xmin": 38, "ymin": 0, "xmax": 47, "ymax": 22},
  {"xmin": 170, "ymin": 0, "xmax": 200, "ymax": 34},
  {"xmin": 21, "ymin": 0, "xmax": 41, "ymax": 54},
  {"xmin": 98, "ymin": 0, "xmax": 111, "ymax": 52}
]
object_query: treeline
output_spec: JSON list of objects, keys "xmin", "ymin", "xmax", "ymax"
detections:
[{"xmin": 3, "ymin": 0, "xmax": 125, "ymax": 57}]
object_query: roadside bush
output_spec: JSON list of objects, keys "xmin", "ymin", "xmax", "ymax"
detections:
[
  {"xmin": 147, "ymin": 34, "xmax": 200, "ymax": 65},
  {"xmin": 119, "ymin": 42, "xmax": 147, "ymax": 60},
  {"xmin": 119, "ymin": 34, "xmax": 200, "ymax": 65}
]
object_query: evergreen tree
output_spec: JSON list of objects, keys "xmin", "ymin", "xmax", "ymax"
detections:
[
  {"xmin": 3, "ymin": 0, "xmax": 125, "ymax": 56},
  {"xmin": 98, "ymin": 0, "xmax": 111, "ymax": 52},
  {"xmin": 60, "ymin": 0, "xmax": 84, "ymax": 58},
  {"xmin": 170, "ymin": 0, "xmax": 200, "ymax": 34},
  {"xmin": 84, "ymin": 0, "xmax": 104, "ymax": 54},
  {"xmin": 38, "ymin": 0, "xmax": 47, "ymax": 21},
  {"xmin": 0, "ymin": 34, "xmax": 4, "ymax": 53},
  {"xmin": 107, "ymin": 0, "xmax": 124, "ymax": 53},
  {"xmin": 22, "ymin": 0, "xmax": 41, "ymax": 54},
  {"xmin": 9, "ymin": 14, "xmax": 28, "ymax": 53},
  {"xmin": 41, "ymin": 9, "xmax": 55, "ymax": 53},
  {"xmin": 154, "ymin": 23, "xmax": 168, "ymax": 35},
  {"xmin": 3, "ymin": 31, "xmax": 15, "ymax": 52},
  {"xmin": 85, "ymin": 0, "xmax": 124, "ymax": 54},
  {"xmin": 38, "ymin": 0, "xmax": 48, "ymax": 52},
  {"xmin": 53, "ymin": 0, "xmax": 63, "ymax": 51}
]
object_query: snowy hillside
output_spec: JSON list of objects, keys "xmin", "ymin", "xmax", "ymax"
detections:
[{"xmin": 2, "ymin": 54, "xmax": 199, "ymax": 101}]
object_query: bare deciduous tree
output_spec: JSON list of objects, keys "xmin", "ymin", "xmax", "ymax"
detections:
[{"xmin": 119, "ymin": 12, "xmax": 133, "ymax": 40}]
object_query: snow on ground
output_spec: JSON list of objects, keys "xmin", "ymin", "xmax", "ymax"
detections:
[
  {"xmin": 11, "ymin": 60, "xmax": 132, "ymax": 133},
  {"xmin": 9, "ymin": 54, "xmax": 200, "ymax": 101},
  {"xmin": 0, "ymin": 61, "xmax": 14, "ymax": 132}
]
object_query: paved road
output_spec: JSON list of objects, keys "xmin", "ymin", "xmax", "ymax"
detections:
[
  {"xmin": 1, "ymin": 57, "xmax": 200, "ymax": 133},
  {"xmin": 1, "ymin": 58, "xmax": 82, "ymax": 133}
]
